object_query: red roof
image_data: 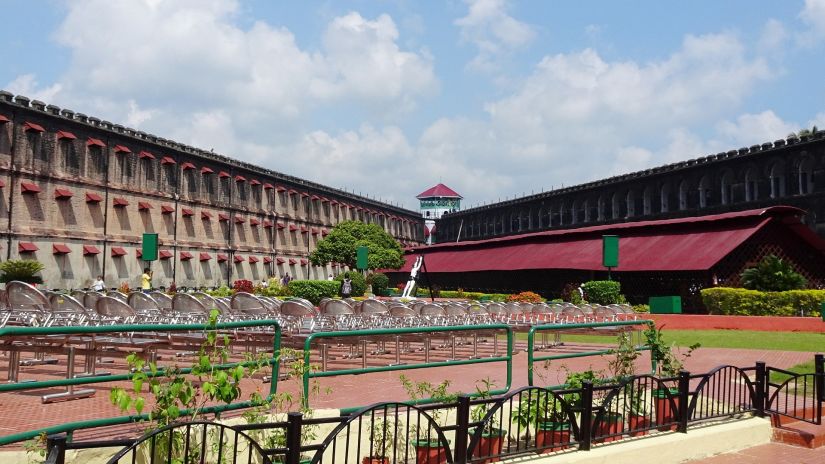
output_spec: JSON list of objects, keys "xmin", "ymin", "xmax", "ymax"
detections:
[
  {"xmin": 201, "ymin": 211, "xmax": 212, "ymax": 220},
  {"xmin": 138, "ymin": 201, "xmax": 152, "ymax": 210},
  {"xmin": 114, "ymin": 145, "xmax": 131, "ymax": 154},
  {"xmin": 85, "ymin": 192, "xmax": 103, "ymax": 203},
  {"xmin": 161, "ymin": 205, "xmax": 174, "ymax": 214},
  {"xmin": 263, "ymin": 257, "xmax": 273, "ymax": 264},
  {"xmin": 54, "ymin": 188, "xmax": 73, "ymax": 199},
  {"xmin": 112, "ymin": 197, "xmax": 129, "ymax": 207},
  {"xmin": 111, "ymin": 247, "xmax": 127, "ymax": 257},
  {"xmin": 56, "ymin": 131, "xmax": 76, "ymax": 140},
  {"xmin": 201, "ymin": 167, "xmax": 214, "ymax": 175},
  {"xmin": 217, "ymin": 253, "xmax": 228, "ymax": 262},
  {"xmin": 24, "ymin": 122, "xmax": 45, "ymax": 133},
  {"xmin": 181, "ymin": 208, "xmax": 194, "ymax": 216},
  {"xmin": 397, "ymin": 206, "xmax": 820, "ymax": 273},
  {"xmin": 160, "ymin": 156, "xmax": 176, "ymax": 165},
  {"xmin": 416, "ymin": 183, "xmax": 462, "ymax": 199},
  {"xmin": 234, "ymin": 255, "xmax": 245, "ymax": 263},
  {"xmin": 199, "ymin": 252, "xmax": 212, "ymax": 261},
  {"xmin": 87, "ymin": 137, "xmax": 105, "ymax": 148},
  {"xmin": 18, "ymin": 242, "xmax": 39, "ymax": 252},
  {"xmin": 0, "ymin": 114, "xmax": 9, "ymax": 123},
  {"xmin": 159, "ymin": 250, "xmax": 173, "ymax": 259},
  {"xmin": 20, "ymin": 182, "xmax": 41, "ymax": 193},
  {"xmin": 83, "ymin": 245, "xmax": 101, "ymax": 255},
  {"xmin": 276, "ymin": 257, "xmax": 286, "ymax": 264},
  {"xmin": 248, "ymin": 256, "xmax": 260, "ymax": 263},
  {"xmin": 180, "ymin": 251, "xmax": 193, "ymax": 260},
  {"xmin": 139, "ymin": 151, "xmax": 155, "ymax": 160},
  {"xmin": 53, "ymin": 243, "xmax": 71, "ymax": 254}
]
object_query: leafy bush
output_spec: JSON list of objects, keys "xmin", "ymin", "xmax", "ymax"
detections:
[
  {"xmin": 0, "ymin": 259, "xmax": 44, "ymax": 284},
  {"xmin": 632, "ymin": 304, "xmax": 650, "ymax": 313},
  {"xmin": 507, "ymin": 291, "xmax": 544, "ymax": 303},
  {"xmin": 334, "ymin": 271, "xmax": 366, "ymax": 297},
  {"xmin": 257, "ymin": 283, "xmax": 289, "ymax": 297},
  {"xmin": 582, "ymin": 280, "xmax": 623, "ymax": 305},
  {"xmin": 701, "ymin": 287, "xmax": 825, "ymax": 317},
  {"xmin": 740, "ymin": 255, "xmax": 807, "ymax": 291},
  {"xmin": 232, "ymin": 279, "xmax": 254, "ymax": 294},
  {"xmin": 205, "ymin": 285, "xmax": 232, "ymax": 298},
  {"xmin": 367, "ymin": 272, "xmax": 389, "ymax": 296},
  {"xmin": 561, "ymin": 282, "xmax": 584, "ymax": 304},
  {"xmin": 287, "ymin": 280, "xmax": 339, "ymax": 305}
]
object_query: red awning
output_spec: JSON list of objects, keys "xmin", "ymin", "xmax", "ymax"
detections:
[
  {"xmin": 250, "ymin": 218, "xmax": 260, "ymax": 226},
  {"xmin": 139, "ymin": 151, "xmax": 155, "ymax": 159},
  {"xmin": 112, "ymin": 197, "xmax": 129, "ymax": 207},
  {"xmin": 160, "ymin": 156, "xmax": 176, "ymax": 165},
  {"xmin": 300, "ymin": 192, "xmax": 309, "ymax": 198},
  {"xmin": 263, "ymin": 257, "xmax": 273, "ymax": 264},
  {"xmin": 300, "ymin": 259, "xmax": 308, "ymax": 266},
  {"xmin": 0, "ymin": 180, "xmax": 4, "ymax": 188},
  {"xmin": 201, "ymin": 211, "xmax": 212, "ymax": 220},
  {"xmin": 321, "ymin": 229, "xmax": 329, "ymax": 236},
  {"xmin": 201, "ymin": 167, "xmax": 214, "ymax": 175},
  {"xmin": 83, "ymin": 245, "xmax": 101, "ymax": 255},
  {"xmin": 179, "ymin": 251, "xmax": 193, "ymax": 260},
  {"xmin": 53, "ymin": 243, "xmax": 71, "ymax": 254},
  {"xmin": 111, "ymin": 247, "xmax": 127, "ymax": 257},
  {"xmin": 136, "ymin": 249, "xmax": 142, "ymax": 258},
  {"xmin": 20, "ymin": 182, "xmax": 41, "ymax": 193},
  {"xmin": 85, "ymin": 192, "xmax": 103, "ymax": 203},
  {"xmin": 276, "ymin": 186, "xmax": 287, "ymax": 192},
  {"xmin": 320, "ymin": 197, "xmax": 329, "ymax": 203},
  {"xmin": 24, "ymin": 122, "xmax": 45, "ymax": 133},
  {"xmin": 311, "ymin": 227, "xmax": 318, "ymax": 235},
  {"xmin": 0, "ymin": 114, "xmax": 9, "ymax": 123},
  {"xmin": 159, "ymin": 250, "xmax": 173, "ymax": 259},
  {"xmin": 218, "ymin": 213, "xmax": 229, "ymax": 222},
  {"xmin": 138, "ymin": 202, "xmax": 152, "ymax": 211},
  {"xmin": 249, "ymin": 256, "xmax": 260, "ymax": 263},
  {"xmin": 287, "ymin": 189, "xmax": 298, "ymax": 195},
  {"xmin": 218, "ymin": 171, "xmax": 230, "ymax": 178},
  {"xmin": 423, "ymin": 227, "xmax": 430, "ymax": 237},
  {"xmin": 181, "ymin": 208, "xmax": 194, "ymax": 216},
  {"xmin": 56, "ymin": 130, "xmax": 76, "ymax": 140},
  {"xmin": 234, "ymin": 215, "xmax": 245, "ymax": 223},
  {"xmin": 54, "ymin": 188, "xmax": 73, "ymax": 199},
  {"xmin": 181, "ymin": 162, "xmax": 195, "ymax": 170},
  {"xmin": 263, "ymin": 183, "xmax": 274, "ymax": 190},
  {"xmin": 217, "ymin": 254, "xmax": 228, "ymax": 262},
  {"xmin": 250, "ymin": 179, "xmax": 261, "ymax": 186},
  {"xmin": 114, "ymin": 145, "xmax": 131, "ymax": 154},
  {"xmin": 288, "ymin": 258, "xmax": 297, "ymax": 265},
  {"xmin": 199, "ymin": 252, "xmax": 212, "ymax": 261},
  {"xmin": 18, "ymin": 242, "xmax": 38, "ymax": 252},
  {"xmin": 276, "ymin": 258, "xmax": 286, "ymax": 264},
  {"xmin": 234, "ymin": 255, "xmax": 245, "ymax": 263},
  {"xmin": 87, "ymin": 137, "xmax": 105, "ymax": 148},
  {"xmin": 161, "ymin": 205, "xmax": 174, "ymax": 214},
  {"xmin": 289, "ymin": 224, "xmax": 297, "ymax": 232},
  {"xmin": 263, "ymin": 220, "xmax": 273, "ymax": 228},
  {"xmin": 234, "ymin": 175, "xmax": 246, "ymax": 182},
  {"xmin": 310, "ymin": 195, "xmax": 319, "ymax": 201},
  {"xmin": 277, "ymin": 222, "xmax": 286, "ymax": 229}
]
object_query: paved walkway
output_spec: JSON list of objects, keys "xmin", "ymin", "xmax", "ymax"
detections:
[{"xmin": 685, "ymin": 442, "xmax": 825, "ymax": 463}]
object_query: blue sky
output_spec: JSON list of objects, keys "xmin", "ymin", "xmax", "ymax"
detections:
[{"xmin": 2, "ymin": 0, "xmax": 824, "ymax": 210}]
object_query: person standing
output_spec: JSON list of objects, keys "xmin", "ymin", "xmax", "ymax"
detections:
[
  {"xmin": 340, "ymin": 276, "xmax": 352, "ymax": 298},
  {"xmin": 327, "ymin": 273, "xmax": 334, "ymax": 281},
  {"xmin": 141, "ymin": 267, "xmax": 153, "ymax": 293},
  {"xmin": 92, "ymin": 275, "xmax": 105, "ymax": 292},
  {"xmin": 281, "ymin": 272, "xmax": 291, "ymax": 286}
]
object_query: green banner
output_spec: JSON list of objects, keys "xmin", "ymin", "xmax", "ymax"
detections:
[
  {"xmin": 602, "ymin": 235, "xmax": 619, "ymax": 268},
  {"xmin": 356, "ymin": 246, "xmax": 368, "ymax": 270},
  {"xmin": 142, "ymin": 233, "xmax": 159, "ymax": 261}
]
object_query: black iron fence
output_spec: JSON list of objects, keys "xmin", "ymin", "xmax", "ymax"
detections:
[{"xmin": 44, "ymin": 356, "xmax": 823, "ymax": 464}]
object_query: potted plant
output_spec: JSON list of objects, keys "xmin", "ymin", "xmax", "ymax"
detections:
[
  {"xmin": 362, "ymin": 416, "xmax": 401, "ymax": 464},
  {"xmin": 625, "ymin": 385, "xmax": 650, "ymax": 437},
  {"xmin": 608, "ymin": 331, "xmax": 646, "ymax": 437},
  {"xmin": 469, "ymin": 378, "xmax": 506, "ymax": 463},
  {"xmin": 511, "ymin": 388, "xmax": 571, "ymax": 454},
  {"xmin": 644, "ymin": 324, "xmax": 700, "ymax": 431},
  {"xmin": 399, "ymin": 375, "xmax": 457, "ymax": 464},
  {"xmin": 0, "ymin": 259, "xmax": 44, "ymax": 286}
]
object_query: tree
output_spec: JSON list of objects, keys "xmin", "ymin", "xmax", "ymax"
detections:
[
  {"xmin": 740, "ymin": 254, "xmax": 807, "ymax": 292},
  {"xmin": 309, "ymin": 220, "xmax": 405, "ymax": 270}
]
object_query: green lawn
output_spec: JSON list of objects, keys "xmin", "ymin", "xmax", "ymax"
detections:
[{"xmin": 520, "ymin": 329, "xmax": 825, "ymax": 352}]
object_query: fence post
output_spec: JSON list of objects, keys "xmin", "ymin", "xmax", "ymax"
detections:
[
  {"xmin": 754, "ymin": 362, "xmax": 766, "ymax": 417},
  {"xmin": 677, "ymin": 371, "xmax": 690, "ymax": 433},
  {"xmin": 454, "ymin": 395, "xmax": 470, "ymax": 463},
  {"xmin": 815, "ymin": 354, "xmax": 824, "ymax": 405},
  {"xmin": 44, "ymin": 434, "xmax": 67, "ymax": 464},
  {"xmin": 286, "ymin": 411, "xmax": 303, "ymax": 464},
  {"xmin": 578, "ymin": 381, "xmax": 593, "ymax": 451}
]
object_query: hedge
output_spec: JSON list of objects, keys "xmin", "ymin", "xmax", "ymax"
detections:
[
  {"xmin": 582, "ymin": 280, "xmax": 623, "ymax": 305},
  {"xmin": 368, "ymin": 272, "xmax": 389, "ymax": 296},
  {"xmin": 700, "ymin": 287, "xmax": 825, "ymax": 317},
  {"xmin": 287, "ymin": 280, "xmax": 340, "ymax": 305},
  {"xmin": 334, "ymin": 271, "xmax": 366, "ymax": 297}
]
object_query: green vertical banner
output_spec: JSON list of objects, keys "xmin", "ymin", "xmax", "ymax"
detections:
[
  {"xmin": 142, "ymin": 233, "xmax": 159, "ymax": 261},
  {"xmin": 602, "ymin": 235, "xmax": 619, "ymax": 268},
  {"xmin": 356, "ymin": 246, "xmax": 369, "ymax": 270}
]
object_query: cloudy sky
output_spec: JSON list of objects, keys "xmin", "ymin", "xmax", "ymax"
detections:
[{"xmin": 2, "ymin": 1, "xmax": 824, "ymax": 210}]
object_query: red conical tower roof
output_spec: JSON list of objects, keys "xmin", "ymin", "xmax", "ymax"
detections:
[{"xmin": 416, "ymin": 183, "xmax": 462, "ymax": 199}]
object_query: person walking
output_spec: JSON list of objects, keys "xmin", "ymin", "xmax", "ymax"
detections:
[
  {"xmin": 340, "ymin": 276, "xmax": 352, "ymax": 298},
  {"xmin": 91, "ymin": 275, "xmax": 105, "ymax": 292},
  {"xmin": 141, "ymin": 267, "xmax": 153, "ymax": 293}
]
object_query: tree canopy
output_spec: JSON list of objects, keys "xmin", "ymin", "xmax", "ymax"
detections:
[{"xmin": 309, "ymin": 220, "xmax": 405, "ymax": 270}]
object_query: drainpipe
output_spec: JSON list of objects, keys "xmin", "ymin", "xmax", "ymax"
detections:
[
  {"xmin": 225, "ymin": 175, "xmax": 234, "ymax": 285},
  {"xmin": 171, "ymin": 159, "xmax": 181, "ymax": 286},
  {"xmin": 100, "ymin": 136, "xmax": 111, "ymax": 280},
  {"xmin": 5, "ymin": 106, "xmax": 17, "ymax": 260}
]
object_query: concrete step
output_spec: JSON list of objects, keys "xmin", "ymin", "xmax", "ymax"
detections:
[{"xmin": 771, "ymin": 417, "xmax": 825, "ymax": 449}]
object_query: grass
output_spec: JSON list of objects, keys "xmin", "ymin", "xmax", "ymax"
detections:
[{"xmin": 520, "ymin": 329, "xmax": 825, "ymax": 352}]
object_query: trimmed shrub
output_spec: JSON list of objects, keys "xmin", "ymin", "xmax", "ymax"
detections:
[
  {"xmin": 287, "ymin": 280, "xmax": 340, "ymax": 305},
  {"xmin": 0, "ymin": 259, "xmax": 45, "ymax": 284},
  {"xmin": 232, "ymin": 279, "xmax": 254, "ymax": 294},
  {"xmin": 334, "ymin": 271, "xmax": 366, "ymax": 297},
  {"xmin": 701, "ymin": 287, "xmax": 825, "ymax": 317},
  {"xmin": 367, "ymin": 272, "xmax": 389, "ymax": 296},
  {"xmin": 507, "ymin": 291, "xmax": 544, "ymax": 303},
  {"xmin": 740, "ymin": 255, "xmax": 807, "ymax": 291},
  {"xmin": 582, "ymin": 280, "xmax": 623, "ymax": 305}
]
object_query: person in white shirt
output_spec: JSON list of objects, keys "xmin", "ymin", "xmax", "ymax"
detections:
[{"xmin": 92, "ymin": 275, "xmax": 105, "ymax": 292}]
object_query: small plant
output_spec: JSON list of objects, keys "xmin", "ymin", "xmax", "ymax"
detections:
[
  {"xmin": 232, "ymin": 279, "xmax": 255, "ymax": 294},
  {"xmin": 205, "ymin": 285, "xmax": 232, "ymax": 298},
  {"xmin": 399, "ymin": 375, "xmax": 457, "ymax": 444},
  {"xmin": 166, "ymin": 282, "xmax": 177, "ymax": 294},
  {"xmin": 607, "ymin": 331, "xmax": 640, "ymax": 380},
  {"xmin": 741, "ymin": 254, "xmax": 807, "ymax": 292},
  {"xmin": 470, "ymin": 378, "xmax": 499, "ymax": 434},
  {"xmin": 561, "ymin": 282, "xmax": 584, "ymax": 304},
  {"xmin": 644, "ymin": 324, "xmax": 700, "ymax": 378},
  {"xmin": 22, "ymin": 432, "xmax": 48, "ymax": 462},
  {"xmin": 0, "ymin": 259, "xmax": 44, "ymax": 284},
  {"xmin": 366, "ymin": 272, "xmax": 389, "ymax": 296},
  {"xmin": 365, "ymin": 415, "xmax": 402, "ymax": 462},
  {"xmin": 581, "ymin": 280, "xmax": 624, "ymax": 305},
  {"xmin": 506, "ymin": 291, "xmax": 543, "ymax": 303}
]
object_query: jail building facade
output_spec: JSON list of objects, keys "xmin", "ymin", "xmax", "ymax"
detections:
[{"xmin": 0, "ymin": 91, "xmax": 424, "ymax": 289}]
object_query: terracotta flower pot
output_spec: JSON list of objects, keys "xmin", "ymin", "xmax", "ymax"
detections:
[
  {"xmin": 535, "ymin": 422, "xmax": 571, "ymax": 454},
  {"xmin": 413, "ymin": 440, "xmax": 448, "ymax": 464},
  {"xmin": 628, "ymin": 414, "xmax": 650, "ymax": 437},
  {"xmin": 653, "ymin": 388, "xmax": 679, "ymax": 431},
  {"xmin": 593, "ymin": 412, "xmax": 623, "ymax": 443},
  {"xmin": 471, "ymin": 428, "xmax": 506, "ymax": 463},
  {"xmin": 362, "ymin": 457, "xmax": 390, "ymax": 464}
]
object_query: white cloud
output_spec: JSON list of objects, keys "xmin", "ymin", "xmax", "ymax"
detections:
[
  {"xmin": 455, "ymin": 0, "xmax": 535, "ymax": 72},
  {"xmin": 716, "ymin": 110, "xmax": 797, "ymax": 146},
  {"xmin": 799, "ymin": 0, "xmax": 825, "ymax": 42},
  {"xmin": 758, "ymin": 18, "xmax": 788, "ymax": 53},
  {"xmin": 4, "ymin": 74, "xmax": 62, "ymax": 102}
]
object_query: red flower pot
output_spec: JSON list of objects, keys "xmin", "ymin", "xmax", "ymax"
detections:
[
  {"xmin": 535, "ymin": 422, "xmax": 571, "ymax": 454},
  {"xmin": 413, "ymin": 441, "xmax": 447, "ymax": 464},
  {"xmin": 362, "ymin": 458, "xmax": 390, "ymax": 464},
  {"xmin": 628, "ymin": 414, "xmax": 650, "ymax": 437},
  {"xmin": 471, "ymin": 429, "xmax": 505, "ymax": 463},
  {"xmin": 654, "ymin": 389, "xmax": 679, "ymax": 431},
  {"xmin": 593, "ymin": 413, "xmax": 623, "ymax": 443}
]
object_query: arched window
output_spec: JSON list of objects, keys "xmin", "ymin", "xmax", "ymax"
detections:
[
  {"xmin": 745, "ymin": 168, "xmax": 758, "ymax": 202},
  {"xmin": 698, "ymin": 176, "xmax": 711, "ymax": 208},
  {"xmin": 626, "ymin": 190, "xmax": 636, "ymax": 217},
  {"xmin": 769, "ymin": 162, "xmax": 785, "ymax": 198},
  {"xmin": 678, "ymin": 180, "xmax": 689, "ymax": 210},
  {"xmin": 583, "ymin": 199, "xmax": 591, "ymax": 222},
  {"xmin": 597, "ymin": 196, "xmax": 606, "ymax": 221},
  {"xmin": 642, "ymin": 187, "xmax": 653, "ymax": 215},
  {"xmin": 611, "ymin": 193, "xmax": 621, "ymax": 219},
  {"xmin": 798, "ymin": 156, "xmax": 815, "ymax": 195},
  {"xmin": 660, "ymin": 183, "xmax": 671, "ymax": 213},
  {"xmin": 720, "ymin": 172, "xmax": 733, "ymax": 205}
]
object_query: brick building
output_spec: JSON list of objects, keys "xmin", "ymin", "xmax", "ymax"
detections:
[{"xmin": 0, "ymin": 91, "xmax": 424, "ymax": 289}]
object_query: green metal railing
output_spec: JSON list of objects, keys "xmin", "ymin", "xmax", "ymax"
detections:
[
  {"xmin": 0, "ymin": 320, "xmax": 282, "ymax": 446},
  {"xmin": 526, "ymin": 320, "xmax": 654, "ymax": 386},
  {"xmin": 301, "ymin": 324, "xmax": 513, "ymax": 411}
]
